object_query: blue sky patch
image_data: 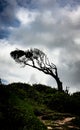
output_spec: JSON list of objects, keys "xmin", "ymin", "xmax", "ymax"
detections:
[{"xmin": 0, "ymin": 0, "xmax": 8, "ymax": 13}]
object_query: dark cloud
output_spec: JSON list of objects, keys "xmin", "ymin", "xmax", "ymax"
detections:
[
  {"xmin": 0, "ymin": 0, "xmax": 37, "ymax": 39},
  {"xmin": 0, "ymin": 0, "xmax": 80, "ymax": 39},
  {"xmin": 16, "ymin": 0, "xmax": 33, "ymax": 8},
  {"xmin": 23, "ymin": 0, "xmax": 80, "ymax": 10},
  {"xmin": 0, "ymin": 0, "xmax": 8, "ymax": 12},
  {"xmin": 0, "ymin": 0, "xmax": 20, "ymax": 39},
  {"xmin": 56, "ymin": 0, "xmax": 80, "ymax": 7},
  {"xmin": 71, "ymin": 61, "xmax": 80, "ymax": 85},
  {"xmin": 0, "ymin": 29, "xmax": 10, "ymax": 39},
  {"xmin": 0, "ymin": 0, "xmax": 16, "ymax": 24}
]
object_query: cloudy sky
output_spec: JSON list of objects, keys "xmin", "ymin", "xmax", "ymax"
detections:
[{"xmin": 0, "ymin": 0, "xmax": 80, "ymax": 92}]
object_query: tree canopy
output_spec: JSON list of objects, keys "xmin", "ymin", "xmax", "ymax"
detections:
[{"xmin": 10, "ymin": 48, "xmax": 63, "ymax": 91}]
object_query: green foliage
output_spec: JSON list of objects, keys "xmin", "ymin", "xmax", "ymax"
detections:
[
  {"xmin": 0, "ymin": 84, "xmax": 47, "ymax": 130},
  {"xmin": 0, "ymin": 83, "xmax": 80, "ymax": 129},
  {"xmin": 48, "ymin": 91, "xmax": 80, "ymax": 115},
  {"xmin": 48, "ymin": 92, "xmax": 70, "ymax": 112},
  {"xmin": 33, "ymin": 84, "xmax": 57, "ymax": 94},
  {"xmin": 69, "ymin": 92, "xmax": 80, "ymax": 115}
]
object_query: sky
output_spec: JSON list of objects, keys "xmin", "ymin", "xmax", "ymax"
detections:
[{"xmin": 0, "ymin": 0, "xmax": 80, "ymax": 92}]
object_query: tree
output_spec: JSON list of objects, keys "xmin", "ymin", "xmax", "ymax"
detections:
[
  {"xmin": 10, "ymin": 48, "xmax": 63, "ymax": 91},
  {"xmin": 0, "ymin": 78, "xmax": 2, "ymax": 85}
]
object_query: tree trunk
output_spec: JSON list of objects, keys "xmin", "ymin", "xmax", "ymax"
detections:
[
  {"xmin": 51, "ymin": 74, "xmax": 63, "ymax": 91},
  {"xmin": 51, "ymin": 68, "xmax": 63, "ymax": 91},
  {"xmin": 55, "ymin": 77, "xmax": 63, "ymax": 91}
]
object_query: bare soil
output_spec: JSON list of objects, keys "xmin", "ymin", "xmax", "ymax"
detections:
[{"xmin": 38, "ymin": 112, "xmax": 80, "ymax": 130}]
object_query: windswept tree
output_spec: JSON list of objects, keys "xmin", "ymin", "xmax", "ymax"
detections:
[
  {"xmin": 0, "ymin": 78, "xmax": 2, "ymax": 85},
  {"xmin": 10, "ymin": 48, "xmax": 63, "ymax": 91}
]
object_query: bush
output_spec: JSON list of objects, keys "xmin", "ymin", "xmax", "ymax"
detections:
[
  {"xmin": 0, "ymin": 84, "xmax": 47, "ymax": 130},
  {"xmin": 48, "ymin": 91, "xmax": 80, "ymax": 115},
  {"xmin": 48, "ymin": 92, "xmax": 71, "ymax": 113}
]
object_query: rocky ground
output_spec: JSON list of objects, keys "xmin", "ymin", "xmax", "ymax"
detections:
[{"xmin": 38, "ymin": 111, "xmax": 80, "ymax": 130}]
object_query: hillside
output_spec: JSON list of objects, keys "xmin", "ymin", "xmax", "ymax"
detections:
[{"xmin": 0, "ymin": 83, "xmax": 80, "ymax": 130}]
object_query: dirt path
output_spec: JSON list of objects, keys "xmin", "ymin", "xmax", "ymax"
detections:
[
  {"xmin": 38, "ymin": 113, "xmax": 80, "ymax": 130},
  {"xmin": 55, "ymin": 117, "xmax": 75, "ymax": 125}
]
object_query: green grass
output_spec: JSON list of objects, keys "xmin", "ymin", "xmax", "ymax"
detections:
[
  {"xmin": 0, "ymin": 82, "xmax": 80, "ymax": 129},
  {"xmin": 0, "ymin": 84, "xmax": 47, "ymax": 130}
]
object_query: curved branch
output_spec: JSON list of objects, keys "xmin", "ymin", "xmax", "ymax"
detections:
[{"xmin": 10, "ymin": 48, "xmax": 63, "ymax": 91}]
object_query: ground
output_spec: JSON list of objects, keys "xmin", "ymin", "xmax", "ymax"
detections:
[{"xmin": 37, "ymin": 110, "xmax": 80, "ymax": 130}]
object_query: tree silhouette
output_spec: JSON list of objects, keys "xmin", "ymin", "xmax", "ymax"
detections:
[
  {"xmin": 0, "ymin": 78, "xmax": 2, "ymax": 85},
  {"xmin": 10, "ymin": 48, "xmax": 63, "ymax": 91}
]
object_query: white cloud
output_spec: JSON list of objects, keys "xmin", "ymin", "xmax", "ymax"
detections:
[
  {"xmin": 74, "ymin": 38, "xmax": 80, "ymax": 45},
  {"xmin": 67, "ymin": 7, "xmax": 80, "ymax": 24},
  {"xmin": 41, "ymin": 11, "xmax": 56, "ymax": 25},
  {"xmin": 16, "ymin": 8, "xmax": 39, "ymax": 25}
]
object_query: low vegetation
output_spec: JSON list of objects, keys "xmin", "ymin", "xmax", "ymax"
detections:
[{"xmin": 0, "ymin": 83, "xmax": 80, "ymax": 129}]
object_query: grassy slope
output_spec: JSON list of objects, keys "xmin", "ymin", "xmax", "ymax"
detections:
[
  {"xmin": 0, "ymin": 83, "xmax": 80, "ymax": 130},
  {"xmin": 0, "ymin": 83, "xmax": 47, "ymax": 130}
]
